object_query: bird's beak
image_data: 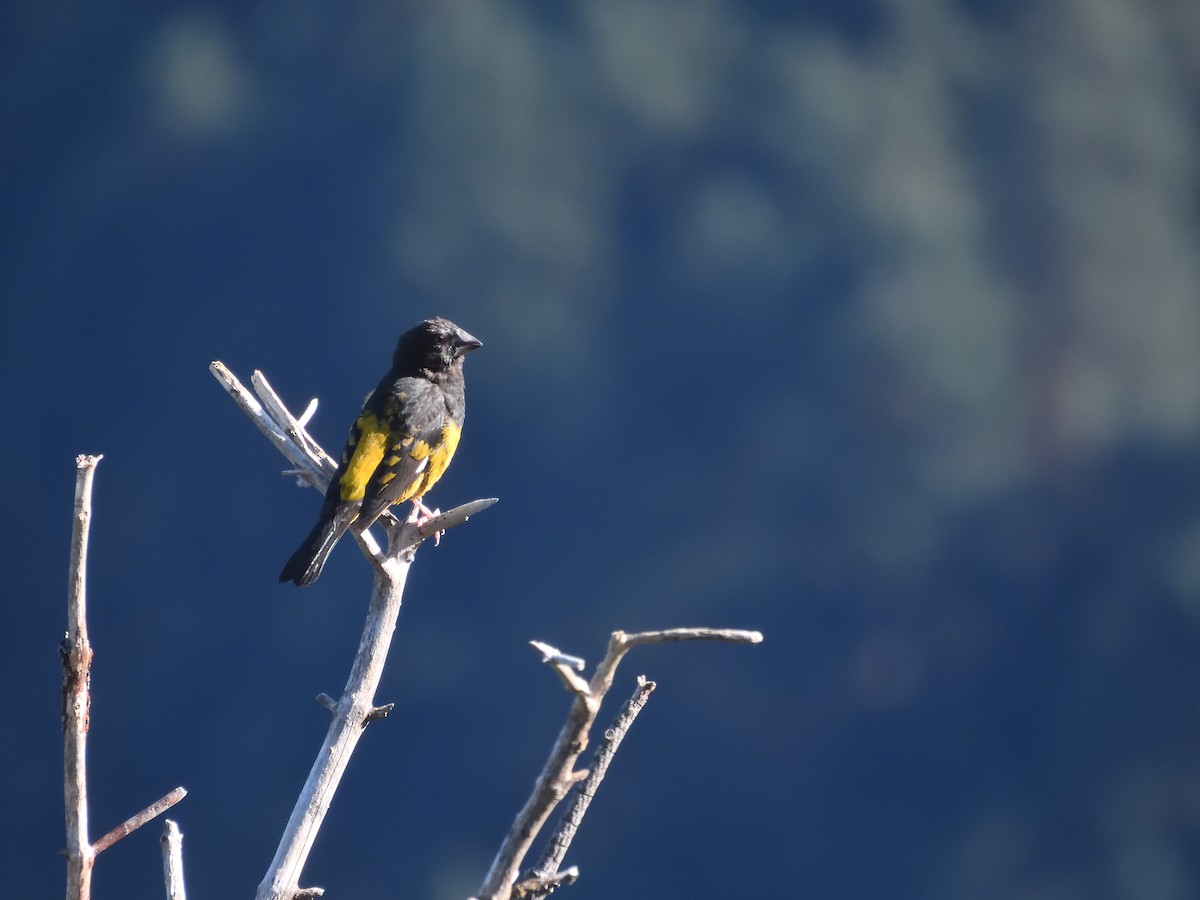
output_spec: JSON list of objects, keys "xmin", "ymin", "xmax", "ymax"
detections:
[{"xmin": 455, "ymin": 328, "xmax": 483, "ymax": 356}]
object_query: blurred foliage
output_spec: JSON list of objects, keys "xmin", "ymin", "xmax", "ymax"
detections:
[{"xmin": 4, "ymin": 0, "xmax": 1200, "ymax": 897}]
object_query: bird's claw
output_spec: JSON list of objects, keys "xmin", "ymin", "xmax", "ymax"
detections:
[{"xmin": 412, "ymin": 500, "xmax": 444, "ymax": 546}]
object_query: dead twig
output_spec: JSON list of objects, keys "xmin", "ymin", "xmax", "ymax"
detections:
[
  {"xmin": 524, "ymin": 676, "xmax": 657, "ymax": 895},
  {"xmin": 63, "ymin": 456, "xmax": 187, "ymax": 899},
  {"xmin": 161, "ymin": 820, "xmax": 186, "ymax": 900},
  {"xmin": 474, "ymin": 628, "xmax": 763, "ymax": 900},
  {"xmin": 63, "ymin": 454, "xmax": 101, "ymax": 900},
  {"xmin": 94, "ymin": 787, "xmax": 188, "ymax": 855}
]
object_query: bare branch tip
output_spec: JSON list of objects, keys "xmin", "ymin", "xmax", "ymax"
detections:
[
  {"xmin": 365, "ymin": 702, "xmax": 395, "ymax": 723},
  {"xmin": 209, "ymin": 360, "xmax": 237, "ymax": 387},
  {"xmin": 161, "ymin": 818, "xmax": 187, "ymax": 900},
  {"xmin": 93, "ymin": 785, "xmax": 188, "ymax": 855},
  {"xmin": 294, "ymin": 888, "xmax": 325, "ymax": 899},
  {"xmin": 297, "ymin": 398, "xmax": 319, "ymax": 426},
  {"xmin": 514, "ymin": 866, "xmax": 580, "ymax": 897},
  {"xmin": 529, "ymin": 641, "xmax": 586, "ymax": 671},
  {"xmin": 315, "ymin": 693, "xmax": 337, "ymax": 712},
  {"xmin": 416, "ymin": 497, "xmax": 500, "ymax": 539}
]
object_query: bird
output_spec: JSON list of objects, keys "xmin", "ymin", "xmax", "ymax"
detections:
[{"xmin": 279, "ymin": 317, "xmax": 482, "ymax": 587}]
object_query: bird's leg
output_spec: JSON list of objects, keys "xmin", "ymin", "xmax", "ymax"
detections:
[{"xmin": 411, "ymin": 499, "xmax": 444, "ymax": 546}]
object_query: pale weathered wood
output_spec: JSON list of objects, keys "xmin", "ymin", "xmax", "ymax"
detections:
[
  {"xmin": 62, "ymin": 457, "xmax": 189, "ymax": 899},
  {"xmin": 213, "ymin": 360, "xmax": 496, "ymax": 899},
  {"xmin": 474, "ymin": 628, "xmax": 763, "ymax": 900},
  {"xmin": 526, "ymin": 676, "xmax": 658, "ymax": 892},
  {"xmin": 94, "ymin": 787, "xmax": 188, "ymax": 855},
  {"xmin": 161, "ymin": 820, "xmax": 186, "ymax": 900},
  {"xmin": 216, "ymin": 359, "xmax": 759, "ymax": 900},
  {"xmin": 255, "ymin": 519, "xmax": 414, "ymax": 900},
  {"xmin": 63, "ymin": 454, "xmax": 101, "ymax": 900}
]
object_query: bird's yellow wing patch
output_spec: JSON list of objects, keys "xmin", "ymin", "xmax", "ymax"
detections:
[
  {"xmin": 339, "ymin": 414, "xmax": 388, "ymax": 501},
  {"xmin": 384, "ymin": 419, "xmax": 462, "ymax": 505},
  {"xmin": 410, "ymin": 419, "xmax": 462, "ymax": 498}
]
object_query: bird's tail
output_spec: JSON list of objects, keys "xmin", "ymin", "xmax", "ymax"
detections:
[{"xmin": 279, "ymin": 505, "xmax": 357, "ymax": 587}]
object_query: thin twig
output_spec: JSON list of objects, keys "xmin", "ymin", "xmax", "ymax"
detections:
[
  {"xmin": 526, "ymin": 677, "xmax": 657, "ymax": 893},
  {"xmin": 529, "ymin": 642, "xmax": 591, "ymax": 697},
  {"xmin": 161, "ymin": 820, "xmax": 186, "ymax": 900},
  {"xmin": 296, "ymin": 397, "xmax": 319, "ymax": 427},
  {"xmin": 94, "ymin": 787, "xmax": 188, "ymax": 855},
  {"xmin": 529, "ymin": 641, "xmax": 586, "ymax": 672},
  {"xmin": 63, "ymin": 454, "xmax": 101, "ymax": 900},
  {"xmin": 474, "ymin": 628, "xmax": 763, "ymax": 900},
  {"xmin": 210, "ymin": 362, "xmax": 330, "ymax": 487},
  {"xmin": 589, "ymin": 628, "xmax": 763, "ymax": 700},
  {"xmin": 418, "ymin": 497, "xmax": 499, "ymax": 540},
  {"xmin": 251, "ymin": 371, "xmax": 334, "ymax": 471}
]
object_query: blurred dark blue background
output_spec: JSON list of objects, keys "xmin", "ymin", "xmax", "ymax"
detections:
[{"xmin": 7, "ymin": 1, "xmax": 1200, "ymax": 898}]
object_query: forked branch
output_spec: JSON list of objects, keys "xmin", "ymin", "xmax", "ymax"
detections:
[
  {"xmin": 62, "ymin": 456, "xmax": 186, "ymax": 900},
  {"xmin": 474, "ymin": 628, "xmax": 763, "ymax": 900},
  {"xmin": 212, "ymin": 361, "xmax": 495, "ymax": 900}
]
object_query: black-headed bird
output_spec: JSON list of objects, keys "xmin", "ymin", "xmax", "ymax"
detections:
[{"xmin": 279, "ymin": 317, "xmax": 481, "ymax": 587}]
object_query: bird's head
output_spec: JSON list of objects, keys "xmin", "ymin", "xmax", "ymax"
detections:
[{"xmin": 393, "ymin": 317, "xmax": 482, "ymax": 373}]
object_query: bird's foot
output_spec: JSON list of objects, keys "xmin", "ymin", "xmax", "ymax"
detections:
[{"xmin": 412, "ymin": 499, "xmax": 444, "ymax": 546}]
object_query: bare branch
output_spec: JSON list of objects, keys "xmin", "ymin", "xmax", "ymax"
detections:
[
  {"xmin": 475, "ymin": 628, "xmax": 763, "ymax": 900},
  {"xmin": 529, "ymin": 641, "xmax": 586, "ymax": 671},
  {"xmin": 94, "ymin": 787, "xmax": 188, "ymax": 855},
  {"xmin": 211, "ymin": 361, "xmax": 394, "ymax": 566},
  {"xmin": 527, "ymin": 677, "xmax": 657, "ymax": 891},
  {"xmin": 63, "ymin": 454, "xmax": 101, "ymax": 900},
  {"xmin": 212, "ymin": 360, "xmax": 499, "ymax": 900},
  {"xmin": 530, "ymin": 642, "xmax": 591, "ymax": 698},
  {"xmin": 365, "ymin": 703, "xmax": 395, "ymax": 722},
  {"xmin": 589, "ymin": 628, "xmax": 763, "ymax": 698},
  {"xmin": 418, "ymin": 498, "xmax": 499, "ymax": 539},
  {"xmin": 297, "ymin": 398, "xmax": 318, "ymax": 426},
  {"xmin": 63, "ymin": 458, "xmax": 191, "ymax": 898},
  {"xmin": 210, "ymin": 362, "xmax": 327, "ymax": 486},
  {"xmin": 255, "ymin": 520, "xmax": 418, "ymax": 900},
  {"xmin": 250, "ymin": 370, "xmax": 336, "ymax": 473},
  {"xmin": 160, "ymin": 820, "xmax": 186, "ymax": 900}
]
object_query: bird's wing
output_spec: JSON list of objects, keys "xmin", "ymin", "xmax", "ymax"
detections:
[{"xmin": 356, "ymin": 376, "xmax": 449, "ymax": 525}]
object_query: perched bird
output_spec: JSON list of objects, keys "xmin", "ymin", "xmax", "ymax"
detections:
[{"xmin": 279, "ymin": 317, "xmax": 482, "ymax": 587}]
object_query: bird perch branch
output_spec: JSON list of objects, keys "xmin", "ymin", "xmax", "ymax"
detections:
[
  {"xmin": 214, "ymin": 360, "xmax": 760, "ymax": 900},
  {"xmin": 212, "ymin": 361, "xmax": 496, "ymax": 899}
]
